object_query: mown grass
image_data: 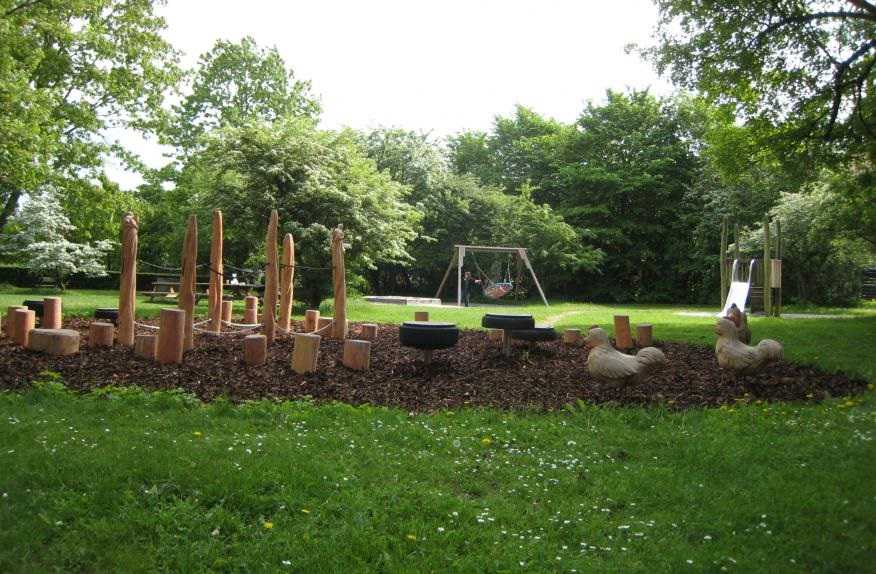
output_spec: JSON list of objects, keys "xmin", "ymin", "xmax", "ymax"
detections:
[
  {"xmin": 0, "ymin": 381, "xmax": 873, "ymax": 572},
  {"xmin": 1, "ymin": 289, "xmax": 874, "ymax": 571}
]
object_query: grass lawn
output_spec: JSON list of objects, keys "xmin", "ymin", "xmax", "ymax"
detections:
[{"xmin": 0, "ymin": 288, "xmax": 874, "ymax": 571}]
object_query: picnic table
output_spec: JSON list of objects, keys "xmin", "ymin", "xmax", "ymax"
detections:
[{"xmin": 140, "ymin": 280, "xmax": 264, "ymax": 303}]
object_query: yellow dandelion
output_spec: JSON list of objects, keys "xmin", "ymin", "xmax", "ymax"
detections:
[
  {"xmin": 263, "ymin": 521, "xmax": 274, "ymax": 529},
  {"xmin": 193, "ymin": 431, "xmax": 203, "ymax": 437},
  {"xmin": 406, "ymin": 534, "xmax": 417, "ymax": 541},
  {"xmin": 481, "ymin": 437, "xmax": 493, "ymax": 446},
  {"xmin": 301, "ymin": 508, "xmax": 310, "ymax": 514}
]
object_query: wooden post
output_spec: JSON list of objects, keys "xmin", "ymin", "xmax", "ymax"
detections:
[
  {"xmin": 156, "ymin": 308, "xmax": 185, "ymax": 364},
  {"xmin": 89, "ymin": 322, "xmax": 114, "ymax": 348},
  {"xmin": 118, "ymin": 214, "xmax": 138, "ymax": 346},
  {"xmin": 519, "ymin": 248, "xmax": 549, "ymax": 307},
  {"xmin": 179, "ymin": 214, "xmax": 198, "ymax": 351},
  {"xmin": 134, "ymin": 334, "xmax": 157, "ymax": 359},
  {"xmin": 734, "ymin": 222, "xmax": 741, "ymax": 263},
  {"xmin": 763, "ymin": 218, "xmax": 772, "ymax": 316},
  {"xmin": 330, "ymin": 226, "xmax": 348, "ymax": 339},
  {"xmin": 434, "ymin": 248, "xmax": 458, "ymax": 300},
  {"xmin": 636, "ymin": 323, "xmax": 653, "ymax": 347},
  {"xmin": 221, "ymin": 300, "xmax": 233, "ymax": 323},
  {"xmin": 42, "ymin": 297, "xmax": 62, "ymax": 329},
  {"xmin": 720, "ymin": 216, "xmax": 728, "ymax": 304},
  {"xmin": 304, "ymin": 309, "xmax": 320, "ymax": 332},
  {"xmin": 562, "ymin": 328, "xmax": 581, "ymax": 345},
  {"xmin": 613, "ymin": 315, "xmax": 633, "ymax": 350},
  {"xmin": 244, "ymin": 296, "xmax": 258, "ymax": 324},
  {"xmin": 774, "ymin": 220, "xmax": 782, "ymax": 317},
  {"xmin": 28, "ymin": 329, "xmax": 79, "ymax": 355},
  {"xmin": 244, "ymin": 334, "xmax": 267, "ymax": 366},
  {"xmin": 414, "ymin": 311, "xmax": 429, "ymax": 322},
  {"xmin": 279, "ymin": 233, "xmax": 295, "ymax": 332},
  {"xmin": 342, "ymin": 339, "xmax": 371, "ymax": 370},
  {"xmin": 263, "ymin": 210, "xmax": 279, "ymax": 345},
  {"xmin": 4, "ymin": 305, "xmax": 26, "ymax": 339},
  {"xmin": 488, "ymin": 328, "xmax": 504, "ymax": 344},
  {"xmin": 456, "ymin": 245, "xmax": 465, "ymax": 307},
  {"xmin": 208, "ymin": 210, "xmax": 224, "ymax": 333},
  {"xmin": 317, "ymin": 317, "xmax": 333, "ymax": 331},
  {"xmin": 360, "ymin": 323, "xmax": 378, "ymax": 339},
  {"xmin": 502, "ymin": 329, "xmax": 513, "ymax": 356},
  {"xmin": 292, "ymin": 333, "xmax": 320, "ymax": 374},
  {"xmin": 12, "ymin": 309, "xmax": 36, "ymax": 347}
]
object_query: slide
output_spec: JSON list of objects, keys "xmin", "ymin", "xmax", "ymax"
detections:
[{"xmin": 717, "ymin": 259, "xmax": 756, "ymax": 317}]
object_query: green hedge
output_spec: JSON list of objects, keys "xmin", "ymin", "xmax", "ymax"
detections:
[{"xmin": 0, "ymin": 266, "xmax": 208, "ymax": 290}]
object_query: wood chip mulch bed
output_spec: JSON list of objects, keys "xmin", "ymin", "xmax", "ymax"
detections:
[{"xmin": 0, "ymin": 319, "xmax": 868, "ymax": 411}]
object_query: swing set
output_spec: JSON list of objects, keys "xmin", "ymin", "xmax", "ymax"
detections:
[{"xmin": 434, "ymin": 245, "xmax": 549, "ymax": 307}]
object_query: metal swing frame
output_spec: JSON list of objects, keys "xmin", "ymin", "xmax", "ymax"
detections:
[{"xmin": 434, "ymin": 245, "xmax": 549, "ymax": 307}]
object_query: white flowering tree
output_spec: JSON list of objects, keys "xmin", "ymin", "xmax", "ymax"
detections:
[{"xmin": 1, "ymin": 189, "xmax": 113, "ymax": 290}]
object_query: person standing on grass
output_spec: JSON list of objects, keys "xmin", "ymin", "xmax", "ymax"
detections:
[{"xmin": 462, "ymin": 271, "xmax": 480, "ymax": 307}]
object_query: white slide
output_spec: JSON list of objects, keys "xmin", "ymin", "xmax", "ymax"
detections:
[{"xmin": 718, "ymin": 259, "xmax": 756, "ymax": 317}]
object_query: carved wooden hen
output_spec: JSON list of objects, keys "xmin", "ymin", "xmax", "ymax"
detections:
[
  {"xmin": 725, "ymin": 303, "xmax": 751, "ymax": 344},
  {"xmin": 714, "ymin": 318, "xmax": 782, "ymax": 374},
  {"xmin": 583, "ymin": 327, "xmax": 667, "ymax": 385}
]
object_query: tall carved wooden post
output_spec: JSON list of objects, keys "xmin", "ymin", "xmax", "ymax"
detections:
[
  {"xmin": 179, "ymin": 214, "xmax": 197, "ymax": 350},
  {"xmin": 719, "ymin": 216, "xmax": 728, "ymax": 304},
  {"xmin": 330, "ymin": 226, "xmax": 348, "ymax": 340},
  {"xmin": 209, "ymin": 210, "xmax": 224, "ymax": 333},
  {"xmin": 263, "ymin": 210, "xmax": 279, "ymax": 345},
  {"xmin": 118, "ymin": 214, "xmax": 138, "ymax": 346},
  {"xmin": 279, "ymin": 233, "xmax": 295, "ymax": 333},
  {"xmin": 763, "ymin": 217, "xmax": 772, "ymax": 316}
]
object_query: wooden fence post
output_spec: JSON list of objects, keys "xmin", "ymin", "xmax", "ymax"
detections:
[{"xmin": 763, "ymin": 218, "xmax": 772, "ymax": 316}]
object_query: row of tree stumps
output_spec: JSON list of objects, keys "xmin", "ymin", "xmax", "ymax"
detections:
[{"xmin": 113, "ymin": 209, "xmax": 370, "ymax": 373}]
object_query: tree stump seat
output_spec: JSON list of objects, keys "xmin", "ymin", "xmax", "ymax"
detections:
[{"xmin": 28, "ymin": 329, "xmax": 80, "ymax": 356}]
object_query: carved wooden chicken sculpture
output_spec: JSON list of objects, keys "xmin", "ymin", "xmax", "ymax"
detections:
[
  {"xmin": 725, "ymin": 303, "xmax": 751, "ymax": 344},
  {"xmin": 583, "ymin": 327, "xmax": 667, "ymax": 385},
  {"xmin": 714, "ymin": 317, "xmax": 782, "ymax": 374}
]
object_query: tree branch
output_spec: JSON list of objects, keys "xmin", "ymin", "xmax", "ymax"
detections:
[
  {"xmin": 752, "ymin": 10, "xmax": 876, "ymax": 48},
  {"xmin": 847, "ymin": 0, "xmax": 876, "ymax": 17},
  {"xmin": 0, "ymin": 188, "xmax": 22, "ymax": 233},
  {"xmin": 826, "ymin": 39, "xmax": 876, "ymax": 137},
  {"xmin": 3, "ymin": 0, "xmax": 47, "ymax": 17}
]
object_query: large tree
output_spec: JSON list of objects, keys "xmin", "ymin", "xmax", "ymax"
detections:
[
  {"xmin": 644, "ymin": 0, "xmax": 876, "ymax": 164},
  {"xmin": 164, "ymin": 36, "xmax": 320, "ymax": 154},
  {"xmin": 0, "ymin": 0, "xmax": 180, "ymax": 232}
]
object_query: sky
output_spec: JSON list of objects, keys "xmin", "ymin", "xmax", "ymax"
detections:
[{"xmin": 106, "ymin": 0, "xmax": 674, "ymax": 188}]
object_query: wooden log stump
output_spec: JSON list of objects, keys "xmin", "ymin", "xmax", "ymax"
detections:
[
  {"xmin": 243, "ymin": 296, "xmax": 259, "ymax": 324},
  {"xmin": 4, "ymin": 305, "xmax": 26, "ymax": 339},
  {"xmin": 134, "ymin": 334, "xmax": 157, "ymax": 359},
  {"xmin": 13, "ymin": 309, "xmax": 36, "ymax": 347},
  {"xmin": 304, "ymin": 309, "xmax": 320, "ymax": 332},
  {"xmin": 342, "ymin": 339, "xmax": 371, "ymax": 371},
  {"xmin": 613, "ymin": 315, "xmax": 633, "ymax": 350},
  {"xmin": 244, "ymin": 334, "xmax": 267, "ymax": 366},
  {"xmin": 89, "ymin": 321, "xmax": 114, "ymax": 348},
  {"xmin": 360, "ymin": 323, "xmax": 378, "ymax": 339},
  {"xmin": 636, "ymin": 323, "xmax": 653, "ymax": 347},
  {"xmin": 42, "ymin": 297, "xmax": 62, "ymax": 329},
  {"xmin": 317, "ymin": 317, "xmax": 333, "ymax": 331},
  {"xmin": 487, "ymin": 328, "xmax": 504, "ymax": 344},
  {"xmin": 28, "ymin": 328, "xmax": 79, "ymax": 355},
  {"xmin": 292, "ymin": 333, "xmax": 320, "ymax": 374},
  {"xmin": 414, "ymin": 311, "xmax": 429, "ymax": 322},
  {"xmin": 221, "ymin": 300, "xmax": 233, "ymax": 323},
  {"xmin": 156, "ymin": 308, "xmax": 185, "ymax": 364},
  {"xmin": 562, "ymin": 328, "xmax": 581, "ymax": 345}
]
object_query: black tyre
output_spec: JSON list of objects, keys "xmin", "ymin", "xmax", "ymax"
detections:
[
  {"xmin": 482, "ymin": 313, "xmax": 534, "ymax": 330},
  {"xmin": 23, "ymin": 300, "xmax": 44, "ymax": 318},
  {"xmin": 511, "ymin": 327, "xmax": 558, "ymax": 342},
  {"xmin": 399, "ymin": 322, "xmax": 459, "ymax": 350},
  {"xmin": 94, "ymin": 308, "xmax": 119, "ymax": 324}
]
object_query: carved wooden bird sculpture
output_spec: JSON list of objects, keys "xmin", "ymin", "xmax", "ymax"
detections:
[
  {"xmin": 725, "ymin": 303, "xmax": 751, "ymax": 344},
  {"xmin": 583, "ymin": 327, "xmax": 667, "ymax": 385},
  {"xmin": 714, "ymin": 317, "xmax": 782, "ymax": 374}
]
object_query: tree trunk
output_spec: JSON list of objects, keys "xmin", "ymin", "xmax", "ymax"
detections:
[{"xmin": 0, "ymin": 188, "xmax": 21, "ymax": 233}]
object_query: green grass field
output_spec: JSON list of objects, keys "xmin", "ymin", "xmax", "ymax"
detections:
[{"xmin": 1, "ymin": 288, "xmax": 875, "ymax": 572}]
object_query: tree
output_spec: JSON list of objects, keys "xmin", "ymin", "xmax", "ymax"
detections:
[
  {"xmin": 358, "ymin": 128, "xmax": 445, "ymax": 200},
  {"xmin": 1, "ymin": 189, "xmax": 112, "ymax": 289},
  {"xmin": 644, "ymin": 0, "xmax": 876, "ymax": 164},
  {"xmin": 172, "ymin": 119, "xmax": 419, "ymax": 306},
  {"xmin": 164, "ymin": 36, "xmax": 320, "ymax": 154},
  {"xmin": 0, "ymin": 0, "xmax": 180, "ymax": 232}
]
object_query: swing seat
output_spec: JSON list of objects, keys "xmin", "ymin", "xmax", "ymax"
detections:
[{"xmin": 483, "ymin": 282, "xmax": 513, "ymax": 300}]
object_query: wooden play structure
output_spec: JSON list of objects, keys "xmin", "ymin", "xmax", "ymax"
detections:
[
  {"xmin": 718, "ymin": 216, "xmax": 783, "ymax": 317},
  {"xmin": 434, "ymin": 245, "xmax": 549, "ymax": 307}
]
